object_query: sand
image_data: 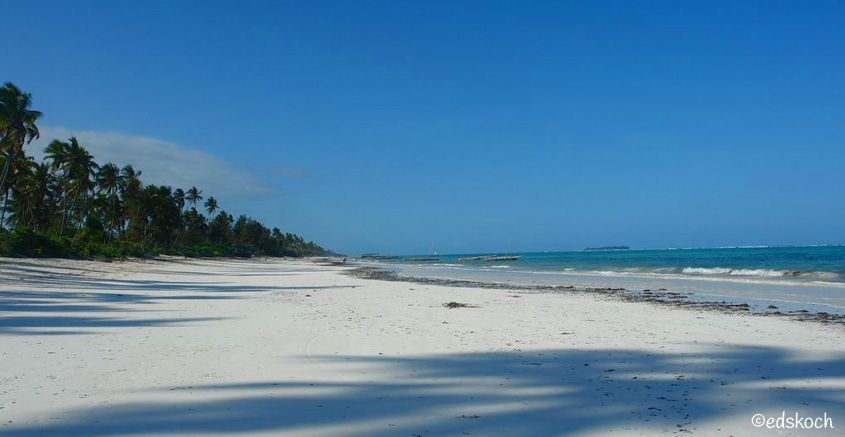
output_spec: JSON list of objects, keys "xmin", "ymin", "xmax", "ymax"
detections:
[{"xmin": 1, "ymin": 257, "xmax": 843, "ymax": 436}]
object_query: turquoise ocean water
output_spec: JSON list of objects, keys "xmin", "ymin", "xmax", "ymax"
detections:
[
  {"xmin": 396, "ymin": 246, "xmax": 845, "ymax": 281},
  {"xmin": 359, "ymin": 246, "xmax": 845, "ymax": 314}
]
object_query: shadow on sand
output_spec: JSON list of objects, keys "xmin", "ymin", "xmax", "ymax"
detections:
[
  {"xmin": 0, "ymin": 262, "xmax": 356, "ymax": 335},
  {"xmin": 2, "ymin": 345, "xmax": 843, "ymax": 435},
  {"xmin": 0, "ymin": 289, "xmax": 229, "ymax": 335}
]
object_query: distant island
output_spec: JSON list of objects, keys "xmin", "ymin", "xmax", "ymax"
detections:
[
  {"xmin": 360, "ymin": 254, "xmax": 401, "ymax": 260},
  {"xmin": 584, "ymin": 246, "xmax": 630, "ymax": 251},
  {"xmin": 458, "ymin": 255, "xmax": 520, "ymax": 262},
  {"xmin": 404, "ymin": 257, "xmax": 440, "ymax": 262}
]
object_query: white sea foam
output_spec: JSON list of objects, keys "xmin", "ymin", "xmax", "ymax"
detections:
[
  {"xmin": 676, "ymin": 267, "xmax": 841, "ymax": 280},
  {"xmin": 730, "ymin": 269, "xmax": 788, "ymax": 277},
  {"xmin": 681, "ymin": 267, "xmax": 733, "ymax": 275},
  {"xmin": 681, "ymin": 267, "xmax": 787, "ymax": 277}
]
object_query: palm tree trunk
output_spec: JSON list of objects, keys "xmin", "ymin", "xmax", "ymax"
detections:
[
  {"xmin": 61, "ymin": 190, "xmax": 79, "ymax": 235},
  {"xmin": 0, "ymin": 150, "xmax": 14, "ymax": 222},
  {"xmin": 0, "ymin": 188, "xmax": 8, "ymax": 229},
  {"xmin": 0, "ymin": 131, "xmax": 26, "ymax": 206},
  {"xmin": 80, "ymin": 190, "xmax": 88, "ymax": 228}
]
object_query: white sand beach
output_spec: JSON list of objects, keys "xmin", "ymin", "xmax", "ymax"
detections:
[{"xmin": 1, "ymin": 257, "xmax": 843, "ymax": 436}]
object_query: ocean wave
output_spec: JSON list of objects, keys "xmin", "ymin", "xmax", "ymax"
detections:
[
  {"xmin": 535, "ymin": 266, "xmax": 843, "ymax": 283},
  {"xmin": 680, "ymin": 267, "xmax": 839, "ymax": 279}
]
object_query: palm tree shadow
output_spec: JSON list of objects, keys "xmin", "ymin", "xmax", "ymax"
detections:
[
  {"xmin": 0, "ymin": 261, "xmax": 356, "ymax": 335},
  {"xmin": 4, "ymin": 345, "xmax": 843, "ymax": 435},
  {"xmin": 2, "ymin": 269, "xmax": 357, "ymax": 293},
  {"xmin": 0, "ymin": 288, "xmax": 235, "ymax": 335},
  {"xmin": 0, "ymin": 315, "xmax": 224, "ymax": 336}
]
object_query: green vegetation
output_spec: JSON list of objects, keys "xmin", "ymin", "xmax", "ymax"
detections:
[{"xmin": 0, "ymin": 82, "xmax": 330, "ymax": 259}]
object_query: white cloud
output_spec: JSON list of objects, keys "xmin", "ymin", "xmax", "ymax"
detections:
[{"xmin": 29, "ymin": 126, "xmax": 275, "ymax": 200}]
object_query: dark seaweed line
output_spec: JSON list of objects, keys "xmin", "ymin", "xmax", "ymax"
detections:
[{"xmin": 345, "ymin": 267, "xmax": 845, "ymax": 327}]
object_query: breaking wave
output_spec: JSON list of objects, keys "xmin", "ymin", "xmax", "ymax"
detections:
[{"xmin": 680, "ymin": 267, "xmax": 840, "ymax": 280}]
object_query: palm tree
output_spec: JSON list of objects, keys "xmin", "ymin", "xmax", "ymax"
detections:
[
  {"xmin": 5, "ymin": 156, "xmax": 35, "ymax": 228},
  {"xmin": 67, "ymin": 137, "xmax": 98, "ymax": 191},
  {"xmin": 119, "ymin": 165, "xmax": 142, "ymax": 193},
  {"xmin": 7, "ymin": 159, "xmax": 56, "ymax": 231},
  {"xmin": 43, "ymin": 137, "xmax": 99, "ymax": 231},
  {"xmin": 44, "ymin": 139, "xmax": 72, "ymax": 232},
  {"xmin": 0, "ymin": 150, "xmax": 36, "ymax": 226},
  {"xmin": 96, "ymin": 163, "xmax": 122, "ymax": 196},
  {"xmin": 0, "ymin": 83, "xmax": 42, "ymax": 226},
  {"xmin": 186, "ymin": 186, "xmax": 202, "ymax": 208},
  {"xmin": 48, "ymin": 137, "xmax": 98, "ymax": 231},
  {"xmin": 204, "ymin": 196, "xmax": 218, "ymax": 217},
  {"xmin": 173, "ymin": 188, "xmax": 185, "ymax": 211},
  {"xmin": 170, "ymin": 188, "xmax": 186, "ymax": 244},
  {"xmin": 96, "ymin": 163, "xmax": 124, "ymax": 237},
  {"xmin": 120, "ymin": 165, "xmax": 143, "ymax": 235},
  {"xmin": 44, "ymin": 139, "xmax": 71, "ymax": 170}
]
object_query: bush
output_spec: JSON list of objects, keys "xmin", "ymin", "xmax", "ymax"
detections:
[
  {"xmin": 74, "ymin": 215, "xmax": 108, "ymax": 244},
  {"xmin": 0, "ymin": 228, "xmax": 74, "ymax": 257},
  {"xmin": 0, "ymin": 227, "xmax": 322, "ymax": 260},
  {"xmin": 0, "ymin": 228, "xmax": 149, "ymax": 259}
]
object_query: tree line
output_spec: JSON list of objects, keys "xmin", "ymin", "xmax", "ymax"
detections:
[{"xmin": 0, "ymin": 82, "xmax": 330, "ymax": 258}]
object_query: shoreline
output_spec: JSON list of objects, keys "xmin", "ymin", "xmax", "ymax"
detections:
[
  {"xmin": 360, "ymin": 260, "xmax": 845, "ymax": 288},
  {"xmin": 347, "ymin": 266, "xmax": 845, "ymax": 326}
]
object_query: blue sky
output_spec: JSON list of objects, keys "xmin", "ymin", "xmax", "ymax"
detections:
[{"xmin": 2, "ymin": 1, "xmax": 843, "ymax": 254}]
